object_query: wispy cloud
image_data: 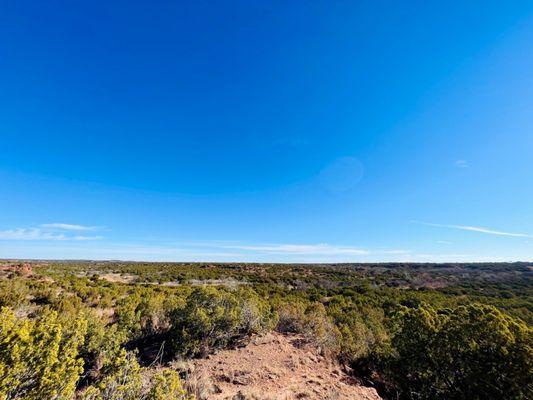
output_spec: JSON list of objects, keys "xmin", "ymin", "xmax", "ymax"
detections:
[
  {"xmin": 413, "ymin": 221, "xmax": 532, "ymax": 238},
  {"xmin": 381, "ymin": 249, "xmax": 411, "ymax": 255},
  {"xmin": 71, "ymin": 235, "xmax": 104, "ymax": 241},
  {"xmin": 184, "ymin": 241, "xmax": 417, "ymax": 258},
  {"xmin": 218, "ymin": 243, "xmax": 369, "ymax": 255},
  {"xmin": 0, "ymin": 241, "xmax": 244, "ymax": 261},
  {"xmin": 41, "ymin": 223, "xmax": 99, "ymax": 231},
  {"xmin": 455, "ymin": 160, "xmax": 469, "ymax": 168},
  {"xmin": 2, "ymin": 234, "xmax": 525, "ymax": 263},
  {"xmin": 0, "ymin": 224, "xmax": 103, "ymax": 241},
  {"xmin": 0, "ymin": 228, "xmax": 68, "ymax": 241}
]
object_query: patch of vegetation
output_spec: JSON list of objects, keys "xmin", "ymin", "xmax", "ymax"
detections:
[
  {"xmin": 170, "ymin": 287, "xmax": 275, "ymax": 357},
  {"xmin": 0, "ymin": 260, "xmax": 531, "ymax": 399}
]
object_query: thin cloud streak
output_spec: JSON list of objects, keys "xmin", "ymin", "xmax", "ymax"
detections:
[
  {"xmin": 218, "ymin": 243, "xmax": 369, "ymax": 255},
  {"xmin": 0, "ymin": 241, "xmax": 246, "ymax": 261},
  {"xmin": 381, "ymin": 249, "xmax": 411, "ymax": 255},
  {"xmin": 0, "ymin": 224, "xmax": 104, "ymax": 241},
  {"xmin": 184, "ymin": 241, "xmax": 416, "ymax": 257},
  {"xmin": 0, "ymin": 228, "xmax": 67, "ymax": 241},
  {"xmin": 0, "ymin": 238, "xmax": 528, "ymax": 263},
  {"xmin": 72, "ymin": 235, "xmax": 104, "ymax": 241},
  {"xmin": 413, "ymin": 221, "xmax": 532, "ymax": 238},
  {"xmin": 0, "ymin": 228, "xmax": 102, "ymax": 241},
  {"xmin": 41, "ymin": 223, "xmax": 99, "ymax": 231}
]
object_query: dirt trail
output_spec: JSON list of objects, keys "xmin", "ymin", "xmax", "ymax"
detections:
[{"xmin": 191, "ymin": 332, "xmax": 381, "ymax": 400}]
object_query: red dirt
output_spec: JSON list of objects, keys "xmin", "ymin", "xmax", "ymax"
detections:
[
  {"xmin": 0, "ymin": 263, "xmax": 32, "ymax": 276},
  {"xmin": 190, "ymin": 332, "xmax": 381, "ymax": 400}
]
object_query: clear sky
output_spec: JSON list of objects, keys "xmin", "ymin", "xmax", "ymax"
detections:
[{"xmin": 1, "ymin": 1, "xmax": 533, "ymax": 262}]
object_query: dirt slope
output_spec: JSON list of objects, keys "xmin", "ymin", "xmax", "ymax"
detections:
[{"xmin": 190, "ymin": 332, "xmax": 381, "ymax": 400}]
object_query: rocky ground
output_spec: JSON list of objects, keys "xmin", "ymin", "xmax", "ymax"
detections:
[{"xmin": 187, "ymin": 332, "xmax": 381, "ymax": 400}]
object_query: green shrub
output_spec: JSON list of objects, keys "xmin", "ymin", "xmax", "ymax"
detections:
[
  {"xmin": 326, "ymin": 296, "xmax": 389, "ymax": 362},
  {"xmin": 276, "ymin": 298, "xmax": 340, "ymax": 355},
  {"xmin": 80, "ymin": 310, "xmax": 127, "ymax": 382},
  {"xmin": 170, "ymin": 287, "xmax": 274, "ymax": 357},
  {"xmin": 0, "ymin": 279, "xmax": 29, "ymax": 308},
  {"xmin": 82, "ymin": 355, "xmax": 191, "ymax": 400},
  {"xmin": 81, "ymin": 350, "xmax": 143, "ymax": 400},
  {"xmin": 385, "ymin": 303, "xmax": 533, "ymax": 399}
]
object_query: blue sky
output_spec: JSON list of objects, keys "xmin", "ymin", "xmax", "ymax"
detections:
[{"xmin": 1, "ymin": 1, "xmax": 533, "ymax": 262}]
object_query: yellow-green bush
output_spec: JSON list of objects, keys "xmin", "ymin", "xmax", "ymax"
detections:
[
  {"xmin": 0, "ymin": 307, "xmax": 87, "ymax": 400},
  {"xmin": 81, "ymin": 353, "xmax": 191, "ymax": 400},
  {"xmin": 148, "ymin": 369, "xmax": 191, "ymax": 400},
  {"xmin": 0, "ymin": 279, "xmax": 29, "ymax": 308}
]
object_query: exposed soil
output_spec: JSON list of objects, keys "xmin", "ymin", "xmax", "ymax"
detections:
[
  {"xmin": 190, "ymin": 332, "xmax": 381, "ymax": 400},
  {"xmin": 98, "ymin": 272, "xmax": 137, "ymax": 283},
  {"xmin": 0, "ymin": 262, "xmax": 33, "ymax": 276}
]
